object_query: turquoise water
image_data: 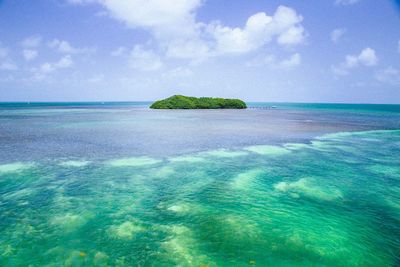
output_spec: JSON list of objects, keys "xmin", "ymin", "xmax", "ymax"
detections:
[{"xmin": 0, "ymin": 103, "xmax": 400, "ymax": 266}]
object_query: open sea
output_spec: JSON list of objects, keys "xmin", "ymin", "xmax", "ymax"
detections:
[{"xmin": 0, "ymin": 102, "xmax": 399, "ymax": 266}]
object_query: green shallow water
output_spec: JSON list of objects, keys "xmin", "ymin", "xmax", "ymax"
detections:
[{"xmin": 0, "ymin": 130, "xmax": 399, "ymax": 266}]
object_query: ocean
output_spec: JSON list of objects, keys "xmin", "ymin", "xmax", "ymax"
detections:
[{"xmin": 0, "ymin": 102, "xmax": 399, "ymax": 266}]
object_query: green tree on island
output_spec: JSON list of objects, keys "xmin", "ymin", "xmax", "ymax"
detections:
[{"xmin": 150, "ymin": 95, "xmax": 247, "ymax": 109}]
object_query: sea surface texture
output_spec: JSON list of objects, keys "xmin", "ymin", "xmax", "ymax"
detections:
[{"xmin": 0, "ymin": 102, "xmax": 399, "ymax": 266}]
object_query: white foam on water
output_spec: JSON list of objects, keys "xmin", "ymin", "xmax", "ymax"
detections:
[
  {"xmin": 107, "ymin": 220, "xmax": 145, "ymax": 239},
  {"xmin": 106, "ymin": 156, "xmax": 162, "ymax": 167},
  {"xmin": 244, "ymin": 145, "xmax": 290, "ymax": 156},
  {"xmin": 59, "ymin": 160, "xmax": 91, "ymax": 167},
  {"xmin": 0, "ymin": 162, "xmax": 35, "ymax": 174},
  {"xmin": 274, "ymin": 178, "xmax": 343, "ymax": 201}
]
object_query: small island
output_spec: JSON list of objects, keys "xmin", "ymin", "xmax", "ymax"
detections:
[{"xmin": 150, "ymin": 95, "xmax": 247, "ymax": 109}]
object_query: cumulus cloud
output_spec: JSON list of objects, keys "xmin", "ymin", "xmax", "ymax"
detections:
[
  {"xmin": 357, "ymin": 48, "xmax": 378, "ymax": 66},
  {"xmin": 101, "ymin": 0, "xmax": 201, "ymax": 31},
  {"xmin": 32, "ymin": 55, "xmax": 73, "ymax": 80},
  {"xmin": 23, "ymin": 49, "xmax": 38, "ymax": 61},
  {"xmin": 247, "ymin": 53, "xmax": 301, "ymax": 69},
  {"xmin": 332, "ymin": 47, "xmax": 378, "ymax": 75},
  {"xmin": 331, "ymin": 28, "xmax": 346, "ymax": 43},
  {"xmin": 129, "ymin": 45, "xmax": 163, "ymax": 71},
  {"xmin": 72, "ymin": 1, "xmax": 306, "ymax": 60},
  {"xmin": 96, "ymin": 0, "xmax": 209, "ymax": 60},
  {"xmin": 43, "ymin": 55, "xmax": 73, "ymax": 72},
  {"xmin": 211, "ymin": 6, "xmax": 305, "ymax": 54},
  {"xmin": 20, "ymin": 35, "xmax": 42, "ymax": 48},
  {"xmin": 375, "ymin": 67, "xmax": 400, "ymax": 85},
  {"xmin": 48, "ymin": 39, "xmax": 95, "ymax": 54},
  {"xmin": 335, "ymin": 0, "xmax": 361, "ymax": 6}
]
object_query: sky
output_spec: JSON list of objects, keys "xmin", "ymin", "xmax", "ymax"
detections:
[{"xmin": 0, "ymin": 0, "xmax": 399, "ymax": 103}]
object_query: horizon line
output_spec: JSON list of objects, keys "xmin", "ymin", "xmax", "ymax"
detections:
[{"xmin": 0, "ymin": 101, "xmax": 400, "ymax": 105}]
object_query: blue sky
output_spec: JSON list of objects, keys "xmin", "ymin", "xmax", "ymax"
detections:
[{"xmin": 0, "ymin": 0, "xmax": 399, "ymax": 103}]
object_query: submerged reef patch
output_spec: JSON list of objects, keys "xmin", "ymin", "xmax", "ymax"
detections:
[
  {"xmin": 245, "ymin": 145, "xmax": 291, "ymax": 156},
  {"xmin": 274, "ymin": 178, "xmax": 343, "ymax": 201},
  {"xmin": 107, "ymin": 220, "xmax": 145, "ymax": 239},
  {"xmin": 0, "ymin": 162, "xmax": 35, "ymax": 174},
  {"xmin": 106, "ymin": 156, "xmax": 162, "ymax": 167},
  {"xmin": 59, "ymin": 160, "xmax": 91, "ymax": 167},
  {"xmin": 1, "ymin": 129, "xmax": 399, "ymax": 266}
]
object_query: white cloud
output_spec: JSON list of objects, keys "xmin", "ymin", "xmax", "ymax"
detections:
[
  {"xmin": 335, "ymin": 0, "xmax": 361, "ymax": 6},
  {"xmin": 375, "ymin": 67, "xmax": 400, "ymax": 85},
  {"xmin": 48, "ymin": 39, "xmax": 95, "ymax": 54},
  {"xmin": 23, "ymin": 49, "xmax": 38, "ymax": 61},
  {"xmin": 211, "ymin": 6, "xmax": 305, "ymax": 54},
  {"xmin": 52, "ymin": 55, "xmax": 73, "ymax": 69},
  {"xmin": 358, "ymin": 48, "xmax": 378, "ymax": 66},
  {"xmin": 111, "ymin": 46, "xmax": 127, "ymax": 56},
  {"xmin": 247, "ymin": 53, "xmax": 301, "ymax": 69},
  {"xmin": 129, "ymin": 45, "xmax": 163, "ymax": 71},
  {"xmin": 98, "ymin": 0, "xmax": 209, "ymax": 60},
  {"xmin": 332, "ymin": 47, "xmax": 378, "ymax": 75},
  {"xmin": 331, "ymin": 28, "xmax": 346, "ymax": 43},
  {"xmin": 102, "ymin": 0, "xmax": 201, "ymax": 31},
  {"xmin": 280, "ymin": 53, "xmax": 301, "ymax": 68},
  {"xmin": 78, "ymin": 1, "xmax": 306, "ymax": 60},
  {"xmin": 32, "ymin": 55, "xmax": 73, "ymax": 79},
  {"xmin": 21, "ymin": 35, "xmax": 42, "ymax": 48},
  {"xmin": 48, "ymin": 39, "xmax": 73, "ymax": 53}
]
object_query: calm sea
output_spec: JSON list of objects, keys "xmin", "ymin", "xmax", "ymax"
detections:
[{"xmin": 0, "ymin": 102, "xmax": 399, "ymax": 266}]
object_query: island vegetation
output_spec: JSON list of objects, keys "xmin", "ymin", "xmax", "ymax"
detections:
[{"xmin": 150, "ymin": 95, "xmax": 247, "ymax": 109}]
